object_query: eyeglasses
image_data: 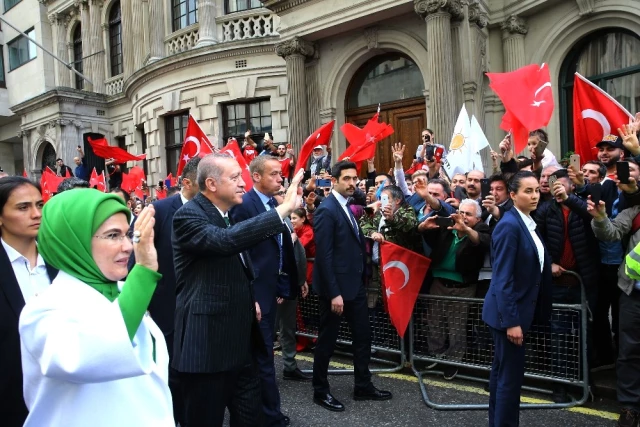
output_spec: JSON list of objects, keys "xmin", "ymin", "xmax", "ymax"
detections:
[
  {"xmin": 94, "ymin": 231, "xmax": 134, "ymax": 243},
  {"xmin": 458, "ymin": 211, "xmax": 476, "ymax": 217}
]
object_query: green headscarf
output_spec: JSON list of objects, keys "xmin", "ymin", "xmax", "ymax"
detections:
[{"xmin": 39, "ymin": 189, "xmax": 131, "ymax": 300}]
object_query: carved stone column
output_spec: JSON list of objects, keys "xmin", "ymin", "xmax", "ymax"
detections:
[
  {"xmin": 120, "ymin": 0, "xmax": 134, "ymax": 79},
  {"xmin": 501, "ymin": 15, "xmax": 528, "ymax": 72},
  {"xmin": 276, "ymin": 37, "xmax": 315, "ymax": 152},
  {"xmin": 77, "ymin": 0, "xmax": 93, "ymax": 91},
  {"xmin": 89, "ymin": 0, "xmax": 105, "ymax": 93},
  {"xmin": 147, "ymin": 0, "xmax": 165, "ymax": 63},
  {"xmin": 415, "ymin": 0, "xmax": 462, "ymax": 146},
  {"xmin": 195, "ymin": 0, "xmax": 218, "ymax": 47},
  {"xmin": 49, "ymin": 13, "xmax": 71, "ymax": 88},
  {"xmin": 131, "ymin": 0, "xmax": 145, "ymax": 71}
]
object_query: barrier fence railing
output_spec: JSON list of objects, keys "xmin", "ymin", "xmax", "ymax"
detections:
[
  {"xmin": 296, "ymin": 290, "xmax": 406, "ymax": 374},
  {"xmin": 295, "ymin": 271, "xmax": 590, "ymax": 411}
]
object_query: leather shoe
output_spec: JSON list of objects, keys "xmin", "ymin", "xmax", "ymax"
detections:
[
  {"xmin": 353, "ymin": 386, "xmax": 393, "ymax": 401},
  {"xmin": 283, "ymin": 368, "xmax": 312, "ymax": 381},
  {"xmin": 313, "ymin": 392, "xmax": 345, "ymax": 412}
]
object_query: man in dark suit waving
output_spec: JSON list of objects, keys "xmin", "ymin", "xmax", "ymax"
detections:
[
  {"xmin": 231, "ymin": 155, "xmax": 299, "ymax": 426},
  {"xmin": 312, "ymin": 160, "xmax": 392, "ymax": 412},
  {"xmin": 172, "ymin": 153, "xmax": 304, "ymax": 427}
]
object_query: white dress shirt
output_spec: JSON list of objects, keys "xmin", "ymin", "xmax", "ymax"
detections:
[
  {"xmin": 1, "ymin": 238, "xmax": 51, "ymax": 303},
  {"xmin": 514, "ymin": 207, "xmax": 545, "ymax": 272},
  {"xmin": 179, "ymin": 191, "xmax": 188, "ymax": 206},
  {"xmin": 332, "ymin": 190, "xmax": 353, "ymax": 220}
]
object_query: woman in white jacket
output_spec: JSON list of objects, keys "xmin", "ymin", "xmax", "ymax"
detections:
[{"xmin": 19, "ymin": 189, "xmax": 173, "ymax": 427}]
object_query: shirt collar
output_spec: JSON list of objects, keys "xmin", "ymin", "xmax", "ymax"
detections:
[
  {"xmin": 332, "ymin": 189, "xmax": 349, "ymax": 207},
  {"xmin": 179, "ymin": 190, "xmax": 188, "ymax": 206},
  {"xmin": 213, "ymin": 205, "xmax": 228, "ymax": 220},
  {"xmin": 253, "ymin": 187, "xmax": 271, "ymax": 205},
  {"xmin": 514, "ymin": 207, "xmax": 536, "ymax": 231},
  {"xmin": 1, "ymin": 238, "xmax": 46, "ymax": 267}
]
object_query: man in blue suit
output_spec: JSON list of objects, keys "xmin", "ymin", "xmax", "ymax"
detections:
[
  {"xmin": 482, "ymin": 171, "xmax": 553, "ymax": 427},
  {"xmin": 231, "ymin": 156, "xmax": 298, "ymax": 427},
  {"xmin": 312, "ymin": 160, "xmax": 392, "ymax": 412}
]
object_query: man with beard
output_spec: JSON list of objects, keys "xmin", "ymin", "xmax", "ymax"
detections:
[
  {"xmin": 276, "ymin": 144, "xmax": 296, "ymax": 184},
  {"xmin": 465, "ymin": 170, "xmax": 485, "ymax": 202},
  {"xmin": 539, "ymin": 165, "xmax": 560, "ymax": 203},
  {"xmin": 597, "ymin": 134, "xmax": 626, "ymax": 178},
  {"xmin": 308, "ymin": 146, "xmax": 331, "ymax": 176}
]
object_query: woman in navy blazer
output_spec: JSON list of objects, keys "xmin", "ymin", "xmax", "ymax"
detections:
[{"xmin": 482, "ymin": 171, "xmax": 552, "ymax": 427}]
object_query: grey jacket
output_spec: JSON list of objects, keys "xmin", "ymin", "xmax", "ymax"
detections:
[{"xmin": 591, "ymin": 205, "xmax": 640, "ymax": 295}]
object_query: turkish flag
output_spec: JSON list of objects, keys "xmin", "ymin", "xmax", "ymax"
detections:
[
  {"xmin": 487, "ymin": 64, "xmax": 554, "ymax": 153},
  {"xmin": 297, "ymin": 120, "xmax": 335, "ymax": 173},
  {"xmin": 155, "ymin": 187, "xmax": 167, "ymax": 200},
  {"xmin": 23, "ymin": 168, "xmax": 28, "ymax": 178},
  {"xmin": 176, "ymin": 115, "xmax": 214, "ymax": 177},
  {"xmin": 64, "ymin": 168, "xmax": 71, "ymax": 178},
  {"xmin": 88, "ymin": 136, "xmax": 147, "ymax": 163},
  {"xmin": 220, "ymin": 139, "xmax": 253, "ymax": 191},
  {"xmin": 89, "ymin": 167, "xmax": 107, "ymax": 192},
  {"xmin": 573, "ymin": 73, "xmax": 634, "ymax": 162},
  {"xmin": 380, "ymin": 242, "xmax": 431, "ymax": 338},
  {"xmin": 339, "ymin": 112, "xmax": 394, "ymax": 163},
  {"xmin": 40, "ymin": 168, "xmax": 65, "ymax": 203}
]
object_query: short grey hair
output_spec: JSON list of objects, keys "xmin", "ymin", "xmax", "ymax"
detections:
[
  {"xmin": 197, "ymin": 153, "xmax": 233, "ymax": 189},
  {"xmin": 460, "ymin": 199, "xmax": 482, "ymax": 218},
  {"xmin": 249, "ymin": 155, "xmax": 279, "ymax": 177}
]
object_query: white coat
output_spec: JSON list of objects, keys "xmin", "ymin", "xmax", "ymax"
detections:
[{"xmin": 19, "ymin": 271, "xmax": 173, "ymax": 427}]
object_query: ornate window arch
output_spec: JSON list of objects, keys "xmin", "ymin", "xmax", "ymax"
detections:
[
  {"xmin": 559, "ymin": 29, "xmax": 640, "ymax": 154},
  {"xmin": 108, "ymin": 0, "xmax": 123, "ymax": 77}
]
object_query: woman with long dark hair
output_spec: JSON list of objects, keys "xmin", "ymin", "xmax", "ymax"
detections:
[
  {"xmin": 482, "ymin": 171, "xmax": 553, "ymax": 426},
  {"xmin": 290, "ymin": 207, "xmax": 315, "ymax": 286},
  {"xmin": 0, "ymin": 177, "xmax": 56, "ymax": 427}
]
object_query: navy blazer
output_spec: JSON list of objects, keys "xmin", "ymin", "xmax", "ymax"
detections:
[
  {"xmin": 312, "ymin": 193, "xmax": 366, "ymax": 301},
  {"xmin": 0, "ymin": 245, "xmax": 57, "ymax": 426},
  {"xmin": 172, "ymin": 193, "xmax": 284, "ymax": 373},
  {"xmin": 230, "ymin": 189, "xmax": 298, "ymax": 312},
  {"xmin": 482, "ymin": 209, "xmax": 552, "ymax": 333}
]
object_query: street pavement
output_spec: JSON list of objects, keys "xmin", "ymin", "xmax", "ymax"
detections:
[{"xmin": 264, "ymin": 351, "xmax": 619, "ymax": 427}]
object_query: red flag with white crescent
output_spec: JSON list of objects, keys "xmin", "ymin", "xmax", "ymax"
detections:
[
  {"xmin": 297, "ymin": 121, "xmax": 335, "ymax": 173},
  {"xmin": 573, "ymin": 73, "xmax": 634, "ymax": 162},
  {"xmin": 176, "ymin": 115, "xmax": 214, "ymax": 177},
  {"xmin": 220, "ymin": 139, "xmax": 253, "ymax": 191},
  {"xmin": 339, "ymin": 112, "xmax": 394, "ymax": 163},
  {"xmin": 40, "ymin": 168, "xmax": 65, "ymax": 202},
  {"xmin": 380, "ymin": 242, "xmax": 431, "ymax": 338},
  {"xmin": 89, "ymin": 167, "xmax": 106, "ymax": 192}
]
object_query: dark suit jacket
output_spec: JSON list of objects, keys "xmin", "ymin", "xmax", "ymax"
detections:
[
  {"xmin": 230, "ymin": 189, "xmax": 298, "ymax": 313},
  {"xmin": 312, "ymin": 193, "xmax": 366, "ymax": 301},
  {"xmin": 172, "ymin": 192, "xmax": 287, "ymax": 374},
  {"xmin": 0, "ymin": 246, "xmax": 57, "ymax": 426},
  {"xmin": 482, "ymin": 209, "xmax": 553, "ymax": 333}
]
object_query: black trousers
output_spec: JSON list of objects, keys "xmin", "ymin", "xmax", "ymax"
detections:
[
  {"xmin": 180, "ymin": 364, "xmax": 262, "ymax": 427},
  {"xmin": 593, "ymin": 263, "xmax": 621, "ymax": 362},
  {"xmin": 618, "ymin": 289, "xmax": 640, "ymax": 411},
  {"xmin": 312, "ymin": 289, "xmax": 372, "ymax": 394}
]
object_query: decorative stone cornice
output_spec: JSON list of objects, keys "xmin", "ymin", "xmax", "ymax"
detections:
[
  {"xmin": 363, "ymin": 26, "xmax": 379, "ymax": 50},
  {"xmin": 468, "ymin": 1, "xmax": 488, "ymax": 29},
  {"xmin": 575, "ymin": 0, "xmax": 595, "ymax": 16},
  {"xmin": 38, "ymin": 0, "xmax": 54, "ymax": 5},
  {"xmin": 414, "ymin": 0, "xmax": 464, "ymax": 20},
  {"xmin": 73, "ymin": 0, "xmax": 88, "ymax": 10},
  {"xmin": 500, "ymin": 14, "xmax": 528, "ymax": 35},
  {"xmin": 17, "ymin": 129, "xmax": 32, "ymax": 138},
  {"xmin": 261, "ymin": 0, "xmax": 309, "ymax": 14},
  {"xmin": 275, "ymin": 37, "xmax": 315, "ymax": 59},
  {"xmin": 89, "ymin": 0, "xmax": 104, "ymax": 6},
  {"xmin": 10, "ymin": 88, "xmax": 108, "ymax": 117}
]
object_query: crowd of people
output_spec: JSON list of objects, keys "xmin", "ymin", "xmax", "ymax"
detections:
[{"xmin": 2, "ymin": 118, "xmax": 640, "ymax": 427}]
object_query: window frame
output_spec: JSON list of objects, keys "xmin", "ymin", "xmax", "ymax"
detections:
[
  {"xmin": 171, "ymin": 0, "xmax": 198, "ymax": 33},
  {"xmin": 222, "ymin": 98, "xmax": 272, "ymax": 142},
  {"xmin": 165, "ymin": 111, "xmax": 190, "ymax": 176},
  {"xmin": 559, "ymin": 29, "xmax": 640, "ymax": 155},
  {"xmin": 7, "ymin": 27, "xmax": 37, "ymax": 72},
  {"xmin": 0, "ymin": 46, "xmax": 6, "ymax": 88},
  {"xmin": 72, "ymin": 24, "xmax": 83, "ymax": 90},
  {"xmin": 3, "ymin": 0, "xmax": 22, "ymax": 13},
  {"xmin": 108, "ymin": 0, "xmax": 123, "ymax": 77},
  {"xmin": 224, "ymin": 0, "xmax": 262, "ymax": 14}
]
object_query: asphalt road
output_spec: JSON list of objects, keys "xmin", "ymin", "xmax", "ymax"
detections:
[{"xmin": 263, "ymin": 351, "xmax": 619, "ymax": 427}]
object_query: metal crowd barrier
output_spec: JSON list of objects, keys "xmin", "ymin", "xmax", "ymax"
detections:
[
  {"xmin": 411, "ymin": 271, "xmax": 590, "ymax": 410},
  {"xmin": 296, "ymin": 290, "xmax": 406, "ymax": 374}
]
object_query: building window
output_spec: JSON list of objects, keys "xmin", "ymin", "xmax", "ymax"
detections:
[
  {"xmin": 223, "ymin": 99, "xmax": 271, "ymax": 141},
  {"xmin": 72, "ymin": 24, "xmax": 83, "ymax": 89},
  {"xmin": 559, "ymin": 29, "xmax": 640, "ymax": 154},
  {"xmin": 7, "ymin": 28, "xmax": 36, "ymax": 71},
  {"xmin": 172, "ymin": 0, "xmax": 198, "ymax": 32},
  {"xmin": 225, "ymin": 0, "xmax": 262, "ymax": 14},
  {"xmin": 0, "ymin": 46, "xmax": 6, "ymax": 88},
  {"xmin": 109, "ymin": 1, "xmax": 123, "ymax": 77},
  {"xmin": 165, "ymin": 112, "xmax": 189, "ymax": 175},
  {"xmin": 3, "ymin": 0, "xmax": 21, "ymax": 12}
]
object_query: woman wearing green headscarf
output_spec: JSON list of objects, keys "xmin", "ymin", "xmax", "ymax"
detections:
[{"xmin": 18, "ymin": 189, "xmax": 173, "ymax": 427}]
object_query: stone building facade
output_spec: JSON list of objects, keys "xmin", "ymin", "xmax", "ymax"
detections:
[{"xmin": 0, "ymin": 0, "xmax": 637, "ymax": 184}]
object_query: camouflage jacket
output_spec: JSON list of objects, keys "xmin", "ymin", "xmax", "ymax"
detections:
[{"xmin": 360, "ymin": 204, "xmax": 422, "ymax": 253}]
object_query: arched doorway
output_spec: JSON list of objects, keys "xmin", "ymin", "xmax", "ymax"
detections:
[
  {"xmin": 559, "ymin": 29, "xmax": 640, "ymax": 154},
  {"xmin": 39, "ymin": 142, "xmax": 57, "ymax": 172},
  {"xmin": 345, "ymin": 53, "xmax": 426, "ymax": 174}
]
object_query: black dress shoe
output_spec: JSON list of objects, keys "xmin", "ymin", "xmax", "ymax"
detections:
[
  {"xmin": 353, "ymin": 386, "xmax": 393, "ymax": 401},
  {"xmin": 283, "ymin": 368, "xmax": 312, "ymax": 381},
  {"xmin": 313, "ymin": 392, "xmax": 345, "ymax": 412}
]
